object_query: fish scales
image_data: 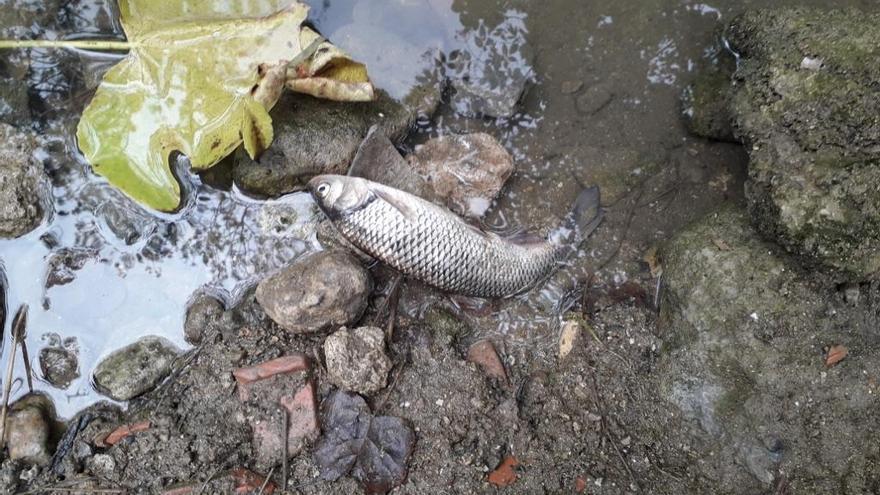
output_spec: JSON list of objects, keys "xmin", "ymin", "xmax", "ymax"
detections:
[
  {"xmin": 308, "ymin": 175, "xmax": 601, "ymax": 299},
  {"xmin": 337, "ymin": 191, "xmax": 557, "ymax": 297}
]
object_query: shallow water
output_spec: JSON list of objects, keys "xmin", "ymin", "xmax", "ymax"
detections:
[{"xmin": 0, "ymin": 0, "xmax": 874, "ymax": 418}]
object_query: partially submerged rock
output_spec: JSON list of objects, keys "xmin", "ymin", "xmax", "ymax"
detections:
[
  {"xmin": 0, "ymin": 123, "xmax": 45, "ymax": 238},
  {"xmin": 724, "ymin": 8, "xmax": 880, "ymax": 279},
  {"xmin": 233, "ymin": 91, "xmax": 413, "ymax": 198},
  {"xmin": 350, "ymin": 127, "xmax": 514, "ymax": 219},
  {"xmin": 682, "ymin": 48, "xmax": 737, "ymax": 142},
  {"xmin": 93, "ymin": 336, "xmax": 180, "ymax": 401},
  {"xmin": 408, "ymin": 133, "xmax": 515, "ymax": 218},
  {"xmin": 39, "ymin": 345, "xmax": 79, "ymax": 389},
  {"xmin": 256, "ymin": 250, "xmax": 371, "ymax": 333},
  {"xmin": 447, "ymin": 12, "xmax": 534, "ymax": 118},
  {"xmin": 5, "ymin": 394, "xmax": 62, "ymax": 466},
  {"xmin": 323, "ymin": 326, "xmax": 392, "ymax": 395},
  {"xmin": 183, "ymin": 293, "xmax": 225, "ymax": 345},
  {"xmin": 658, "ymin": 206, "xmax": 880, "ymax": 491}
]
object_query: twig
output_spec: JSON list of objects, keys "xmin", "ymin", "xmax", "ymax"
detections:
[
  {"xmin": 1, "ymin": 305, "xmax": 27, "ymax": 446},
  {"xmin": 281, "ymin": 407, "xmax": 289, "ymax": 492},
  {"xmin": 258, "ymin": 467, "xmax": 275, "ymax": 495},
  {"xmin": 0, "ymin": 39, "xmax": 133, "ymax": 50},
  {"xmin": 588, "ymin": 371, "xmax": 641, "ymax": 493},
  {"xmin": 16, "ymin": 308, "xmax": 33, "ymax": 393}
]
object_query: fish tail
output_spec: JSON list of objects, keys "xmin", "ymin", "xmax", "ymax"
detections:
[{"xmin": 548, "ymin": 186, "xmax": 603, "ymax": 250}]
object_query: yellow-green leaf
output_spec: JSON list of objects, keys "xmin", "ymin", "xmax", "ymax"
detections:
[{"xmin": 76, "ymin": 0, "xmax": 374, "ymax": 212}]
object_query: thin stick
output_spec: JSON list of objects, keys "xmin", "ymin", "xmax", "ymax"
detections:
[
  {"xmin": 281, "ymin": 407, "xmax": 289, "ymax": 492},
  {"xmin": 15, "ymin": 308, "xmax": 33, "ymax": 393},
  {"xmin": 0, "ymin": 39, "xmax": 133, "ymax": 50},
  {"xmin": 0, "ymin": 305, "xmax": 27, "ymax": 446},
  {"xmin": 257, "ymin": 466, "xmax": 275, "ymax": 495}
]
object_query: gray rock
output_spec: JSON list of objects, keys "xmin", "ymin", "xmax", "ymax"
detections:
[
  {"xmin": 658, "ymin": 206, "xmax": 880, "ymax": 491},
  {"xmin": 407, "ymin": 133, "xmax": 514, "ymax": 218},
  {"xmin": 447, "ymin": 12, "xmax": 534, "ymax": 118},
  {"xmin": 232, "ymin": 90, "xmax": 413, "ymax": 198},
  {"xmin": 39, "ymin": 346, "xmax": 79, "ymax": 389},
  {"xmin": 183, "ymin": 293, "xmax": 225, "ymax": 345},
  {"xmin": 256, "ymin": 250, "xmax": 371, "ymax": 333},
  {"xmin": 724, "ymin": 8, "xmax": 880, "ymax": 279},
  {"xmin": 324, "ymin": 326, "xmax": 392, "ymax": 395},
  {"xmin": 575, "ymin": 82, "xmax": 614, "ymax": 115},
  {"xmin": 6, "ymin": 394, "xmax": 60, "ymax": 466},
  {"xmin": 93, "ymin": 336, "xmax": 180, "ymax": 401},
  {"xmin": 0, "ymin": 124, "xmax": 45, "ymax": 238}
]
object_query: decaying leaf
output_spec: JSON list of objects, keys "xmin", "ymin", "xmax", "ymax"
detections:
[
  {"xmin": 314, "ymin": 391, "xmax": 415, "ymax": 494},
  {"xmin": 825, "ymin": 344, "xmax": 848, "ymax": 367},
  {"xmin": 76, "ymin": 0, "xmax": 375, "ymax": 212}
]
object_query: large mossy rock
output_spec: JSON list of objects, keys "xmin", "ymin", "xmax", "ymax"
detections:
[
  {"xmin": 658, "ymin": 206, "xmax": 880, "ymax": 493},
  {"xmin": 725, "ymin": 8, "xmax": 880, "ymax": 279}
]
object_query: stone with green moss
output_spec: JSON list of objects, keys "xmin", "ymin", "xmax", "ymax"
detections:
[
  {"xmin": 658, "ymin": 206, "xmax": 880, "ymax": 492},
  {"xmin": 725, "ymin": 8, "xmax": 880, "ymax": 279}
]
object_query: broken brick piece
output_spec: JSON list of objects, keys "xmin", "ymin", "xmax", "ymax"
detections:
[
  {"xmin": 95, "ymin": 420, "xmax": 152, "ymax": 447},
  {"xmin": 487, "ymin": 455, "xmax": 519, "ymax": 487},
  {"xmin": 575, "ymin": 475, "xmax": 588, "ymax": 493},
  {"xmin": 233, "ymin": 353, "xmax": 309, "ymax": 401},
  {"xmin": 825, "ymin": 344, "xmax": 848, "ymax": 367},
  {"xmin": 467, "ymin": 340, "xmax": 507, "ymax": 382},
  {"xmin": 235, "ymin": 355, "xmax": 319, "ymax": 469},
  {"xmin": 162, "ymin": 468, "xmax": 275, "ymax": 495},
  {"xmin": 231, "ymin": 467, "xmax": 276, "ymax": 494},
  {"xmin": 252, "ymin": 380, "xmax": 320, "ymax": 467}
]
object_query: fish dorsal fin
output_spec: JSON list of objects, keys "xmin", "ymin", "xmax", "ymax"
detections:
[{"xmin": 372, "ymin": 186, "xmax": 417, "ymax": 221}]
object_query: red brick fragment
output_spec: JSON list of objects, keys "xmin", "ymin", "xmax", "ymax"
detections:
[
  {"xmin": 487, "ymin": 455, "xmax": 519, "ymax": 487},
  {"xmin": 231, "ymin": 467, "xmax": 275, "ymax": 494},
  {"xmin": 252, "ymin": 380, "xmax": 320, "ymax": 463},
  {"xmin": 825, "ymin": 344, "xmax": 848, "ymax": 367},
  {"xmin": 467, "ymin": 340, "xmax": 508, "ymax": 382},
  {"xmin": 575, "ymin": 475, "xmax": 588, "ymax": 493},
  {"xmin": 233, "ymin": 353, "xmax": 309, "ymax": 400},
  {"xmin": 161, "ymin": 468, "xmax": 275, "ymax": 495},
  {"xmin": 95, "ymin": 420, "xmax": 152, "ymax": 447}
]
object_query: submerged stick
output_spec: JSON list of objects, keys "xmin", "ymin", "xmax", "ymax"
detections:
[
  {"xmin": 0, "ymin": 304, "xmax": 28, "ymax": 446},
  {"xmin": 0, "ymin": 39, "xmax": 132, "ymax": 50}
]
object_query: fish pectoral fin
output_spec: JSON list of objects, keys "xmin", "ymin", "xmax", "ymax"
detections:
[
  {"xmin": 373, "ymin": 187, "xmax": 418, "ymax": 221},
  {"xmin": 504, "ymin": 230, "xmax": 545, "ymax": 245}
]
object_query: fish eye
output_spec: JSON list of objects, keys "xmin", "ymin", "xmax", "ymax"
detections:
[{"xmin": 316, "ymin": 182, "xmax": 330, "ymax": 198}]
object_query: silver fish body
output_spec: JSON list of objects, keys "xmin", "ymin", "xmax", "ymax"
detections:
[{"xmin": 308, "ymin": 175, "xmax": 601, "ymax": 298}]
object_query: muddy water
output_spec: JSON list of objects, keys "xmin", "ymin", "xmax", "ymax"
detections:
[{"xmin": 0, "ymin": 0, "xmax": 873, "ymax": 418}]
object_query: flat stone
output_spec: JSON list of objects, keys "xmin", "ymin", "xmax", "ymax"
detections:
[
  {"xmin": 467, "ymin": 340, "xmax": 507, "ymax": 383},
  {"xmin": 324, "ymin": 326, "xmax": 392, "ymax": 395},
  {"xmin": 575, "ymin": 82, "xmax": 614, "ymax": 115},
  {"xmin": 92, "ymin": 336, "xmax": 180, "ymax": 401},
  {"xmin": 408, "ymin": 133, "xmax": 514, "ymax": 218},
  {"xmin": 256, "ymin": 250, "xmax": 371, "ymax": 333}
]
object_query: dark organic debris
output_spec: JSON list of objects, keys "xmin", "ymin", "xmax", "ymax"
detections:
[{"xmin": 314, "ymin": 390, "xmax": 415, "ymax": 494}]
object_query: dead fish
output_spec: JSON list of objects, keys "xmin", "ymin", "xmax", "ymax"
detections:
[{"xmin": 308, "ymin": 175, "xmax": 602, "ymax": 298}]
